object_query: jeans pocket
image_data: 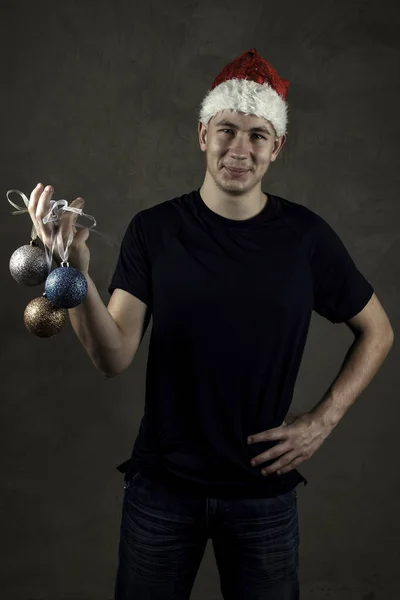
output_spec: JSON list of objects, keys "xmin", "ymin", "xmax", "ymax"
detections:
[
  {"xmin": 123, "ymin": 471, "xmax": 141, "ymax": 491},
  {"xmin": 278, "ymin": 488, "xmax": 297, "ymax": 504}
]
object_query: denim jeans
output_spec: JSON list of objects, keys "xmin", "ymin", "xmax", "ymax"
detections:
[{"xmin": 114, "ymin": 470, "xmax": 300, "ymax": 600}]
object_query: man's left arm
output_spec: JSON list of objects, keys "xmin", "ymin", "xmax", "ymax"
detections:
[
  {"xmin": 310, "ymin": 297, "xmax": 394, "ymax": 432},
  {"xmin": 248, "ymin": 293, "xmax": 395, "ymax": 475}
]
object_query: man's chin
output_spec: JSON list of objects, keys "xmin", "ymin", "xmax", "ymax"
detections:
[
  {"xmin": 218, "ymin": 183, "xmax": 250, "ymax": 197},
  {"xmin": 217, "ymin": 171, "xmax": 251, "ymax": 191}
]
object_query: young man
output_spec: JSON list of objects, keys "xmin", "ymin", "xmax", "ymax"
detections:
[
  {"xmin": 105, "ymin": 49, "xmax": 394, "ymax": 599},
  {"xmin": 30, "ymin": 49, "xmax": 393, "ymax": 600}
]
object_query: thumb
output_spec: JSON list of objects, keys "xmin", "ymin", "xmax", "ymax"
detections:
[
  {"xmin": 285, "ymin": 412, "xmax": 300, "ymax": 426},
  {"xmin": 73, "ymin": 227, "xmax": 90, "ymax": 245}
]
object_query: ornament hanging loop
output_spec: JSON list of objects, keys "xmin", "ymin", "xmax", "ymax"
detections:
[
  {"xmin": 6, "ymin": 189, "xmax": 120, "ymax": 260},
  {"xmin": 61, "ymin": 261, "xmax": 69, "ymax": 267}
]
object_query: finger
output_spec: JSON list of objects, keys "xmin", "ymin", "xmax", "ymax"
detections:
[
  {"xmin": 55, "ymin": 197, "xmax": 84, "ymax": 256},
  {"xmin": 28, "ymin": 183, "xmax": 44, "ymax": 237},
  {"xmin": 28, "ymin": 182, "xmax": 43, "ymax": 212},
  {"xmin": 248, "ymin": 427, "xmax": 287, "ymax": 444},
  {"xmin": 72, "ymin": 226, "xmax": 90, "ymax": 246},
  {"xmin": 271, "ymin": 455, "xmax": 305, "ymax": 476},
  {"xmin": 60, "ymin": 197, "xmax": 84, "ymax": 237},
  {"xmin": 251, "ymin": 442, "xmax": 292, "ymax": 466},
  {"xmin": 261, "ymin": 451, "xmax": 299, "ymax": 475},
  {"xmin": 65, "ymin": 197, "xmax": 84, "ymax": 223},
  {"xmin": 36, "ymin": 184, "xmax": 56, "ymax": 243}
]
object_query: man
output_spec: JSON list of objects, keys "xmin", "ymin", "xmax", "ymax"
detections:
[{"xmin": 28, "ymin": 48, "xmax": 394, "ymax": 600}]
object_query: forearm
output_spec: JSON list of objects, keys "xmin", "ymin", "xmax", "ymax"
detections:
[
  {"xmin": 309, "ymin": 332, "xmax": 394, "ymax": 432},
  {"xmin": 68, "ymin": 274, "xmax": 127, "ymax": 377}
]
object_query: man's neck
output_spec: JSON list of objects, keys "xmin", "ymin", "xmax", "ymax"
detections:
[{"xmin": 199, "ymin": 183, "xmax": 268, "ymax": 221}]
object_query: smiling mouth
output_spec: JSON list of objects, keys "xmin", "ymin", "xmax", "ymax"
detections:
[{"xmin": 224, "ymin": 167, "xmax": 249, "ymax": 175}]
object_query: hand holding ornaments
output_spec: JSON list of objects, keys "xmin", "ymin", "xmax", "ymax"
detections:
[{"xmin": 7, "ymin": 184, "xmax": 97, "ymax": 338}]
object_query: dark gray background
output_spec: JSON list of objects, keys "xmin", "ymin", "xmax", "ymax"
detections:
[{"xmin": 1, "ymin": 0, "xmax": 399, "ymax": 598}]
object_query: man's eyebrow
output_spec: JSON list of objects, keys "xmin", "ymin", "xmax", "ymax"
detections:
[{"xmin": 214, "ymin": 119, "xmax": 271, "ymax": 134}]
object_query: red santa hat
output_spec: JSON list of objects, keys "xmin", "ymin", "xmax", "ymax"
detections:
[{"xmin": 198, "ymin": 48, "xmax": 290, "ymax": 138}]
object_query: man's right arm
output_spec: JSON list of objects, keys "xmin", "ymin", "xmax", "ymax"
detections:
[{"xmin": 68, "ymin": 275, "xmax": 150, "ymax": 378}]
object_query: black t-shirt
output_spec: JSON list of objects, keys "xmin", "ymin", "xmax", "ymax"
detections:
[{"xmin": 108, "ymin": 188, "xmax": 374, "ymax": 498}]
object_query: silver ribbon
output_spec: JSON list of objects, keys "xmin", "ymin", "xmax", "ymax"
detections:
[{"xmin": 6, "ymin": 188, "xmax": 119, "ymax": 273}]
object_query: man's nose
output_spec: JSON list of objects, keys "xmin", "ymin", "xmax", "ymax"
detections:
[{"xmin": 229, "ymin": 136, "xmax": 251, "ymax": 157}]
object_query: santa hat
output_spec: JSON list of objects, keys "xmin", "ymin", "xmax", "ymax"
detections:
[{"xmin": 198, "ymin": 48, "xmax": 290, "ymax": 138}]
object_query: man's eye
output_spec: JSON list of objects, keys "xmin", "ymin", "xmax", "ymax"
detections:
[{"xmin": 220, "ymin": 129, "xmax": 265, "ymax": 140}]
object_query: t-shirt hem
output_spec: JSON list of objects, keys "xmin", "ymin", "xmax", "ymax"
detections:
[{"xmin": 117, "ymin": 458, "xmax": 308, "ymax": 499}]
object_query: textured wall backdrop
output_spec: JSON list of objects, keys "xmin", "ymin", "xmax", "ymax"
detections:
[{"xmin": 1, "ymin": 0, "xmax": 399, "ymax": 598}]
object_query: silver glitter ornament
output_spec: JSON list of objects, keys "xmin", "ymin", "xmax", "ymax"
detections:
[{"xmin": 9, "ymin": 241, "xmax": 48, "ymax": 286}]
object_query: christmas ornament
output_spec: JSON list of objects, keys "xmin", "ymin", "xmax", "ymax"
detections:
[
  {"xmin": 24, "ymin": 296, "xmax": 67, "ymax": 338},
  {"xmin": 7, "ymin": 188, "xmax": 96, "ymax": 336},
  {"xmin": 45, "ymin": 263, "xmax": 88, "ymax": 308},
  {"xmin": 9, "ymin": 239, "xmax": 48, "ymax": 286},
  {"xmin": 198, "ymin": 48, "xmax": 290, "ymax": 137},
  {"xmin": 7, "ymin": 187, "xmax": 117, "ymax": 337},
  {"xmin": 40, "ymin": 197, "xmax": 91, "ymax": 309}
]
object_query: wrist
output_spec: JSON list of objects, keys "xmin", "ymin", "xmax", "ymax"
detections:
[{"xmin": 309, "ymin": 407, "xmax": 337, "ymax": 435}]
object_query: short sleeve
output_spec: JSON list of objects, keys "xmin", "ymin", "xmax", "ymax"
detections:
[
  {"xmin": 310, "ymin": 217, "xmax": 374, "ymax": 324},
  {"xmin": 108, "ymin": 213, "xmax": 152, "ymax": 307}
]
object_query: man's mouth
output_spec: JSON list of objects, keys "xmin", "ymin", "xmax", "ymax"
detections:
[{"xmin": 224, "ymin": 167, "xmax": 249, "ymax": 175}]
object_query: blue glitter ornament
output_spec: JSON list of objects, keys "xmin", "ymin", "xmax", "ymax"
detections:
[{"xmin": 45, "ymin": 264, "xmax": 88, "ymax": 309}]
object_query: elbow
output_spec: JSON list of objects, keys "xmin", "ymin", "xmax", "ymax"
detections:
[
  {"xmin": 98, "ymin": 361, "xmax": 130, "ymax": 379},
  {"xmin": 101, "ymin": 370, "xmax": 118, "ymax": 379},
  {"xmin": 99, "ymin": 366, "xmax": 123, "ymax": 379},
  {"xmin": 95, "ymin": 363, "xmax": 116, "ymax": 378},
  {"xmin": 92, "ymin": 348, "xmax": 134, "ymax": 379}
]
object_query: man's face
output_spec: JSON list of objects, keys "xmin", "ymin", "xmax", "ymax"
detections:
[{"xmin": 198, "ymin": 110, "xmax": 286, "ymax": 195}]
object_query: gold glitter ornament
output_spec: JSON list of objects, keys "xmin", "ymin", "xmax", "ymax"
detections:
[
  {"xmin": 24, "ymin": 296, "xmax": 67, "ymax": 338},
  {"xmin": 9, "ymin": 240, "xmax": 48, "ymax": 286}
]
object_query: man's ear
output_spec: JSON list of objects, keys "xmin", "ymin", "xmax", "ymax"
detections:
[
  {"xmin": 271, "ymin": 134, "xmax": 287, "ymax": 162},
  {"xmin": 198, "ymin": 121, "xmax": 208, "ymax": 152}
]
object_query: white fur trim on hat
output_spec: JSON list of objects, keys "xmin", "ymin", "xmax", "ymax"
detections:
[{"xmin": 198, "ymin": 78, "xmax": 288, "ymax": 137}]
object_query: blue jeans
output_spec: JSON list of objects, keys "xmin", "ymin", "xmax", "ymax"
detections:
[{"xmin": 114, "ymin": 470, "xmax": 300, "ymax": 600}]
